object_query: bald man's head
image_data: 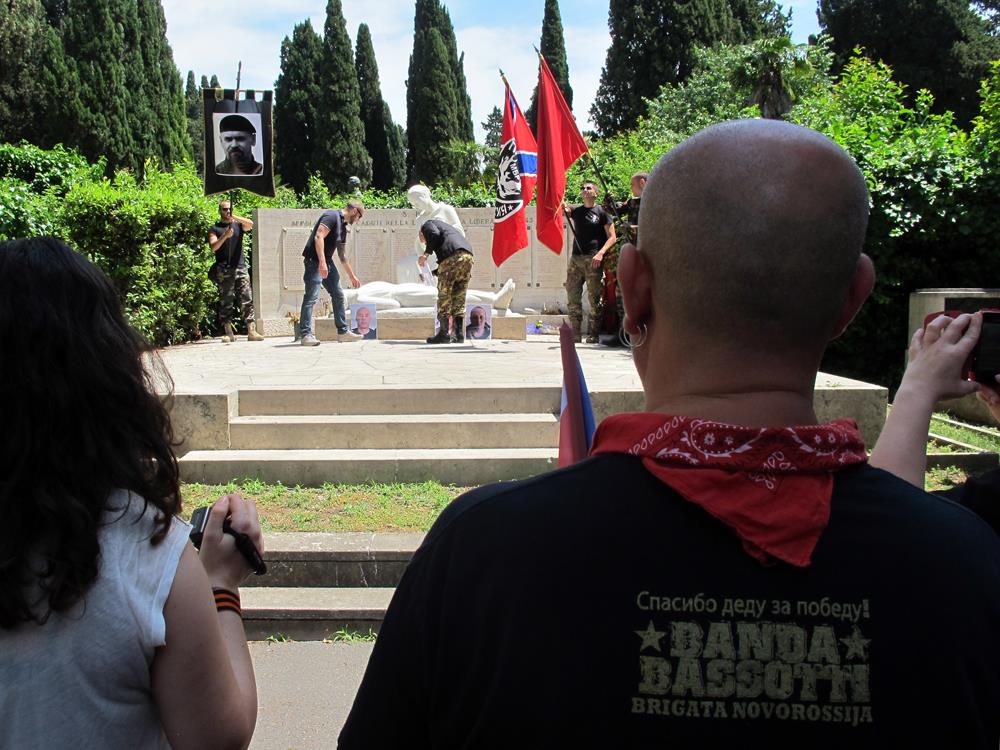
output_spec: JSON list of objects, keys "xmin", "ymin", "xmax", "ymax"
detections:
[{"xmin": 638, "ymin": 120, "xmax": 870, "ymax": 351}]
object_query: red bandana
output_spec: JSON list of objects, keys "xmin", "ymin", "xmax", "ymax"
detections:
[{"xmin": 591, "ymin": 414, "xmax": 868, "ymax": 567}]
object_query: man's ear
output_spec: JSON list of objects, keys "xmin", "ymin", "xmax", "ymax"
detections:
[
  {"xmin": 830, "ymin": 253, "xmax": 875, "ymax": 340},
  {"xmin": 617, "ymin": 243, "xmax": 652, "ymax": 333}
]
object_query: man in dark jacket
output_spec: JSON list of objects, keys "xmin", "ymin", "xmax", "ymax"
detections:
[{"xmin": 418, "ymin": 219, "xmax": 474, "ymax": 344}]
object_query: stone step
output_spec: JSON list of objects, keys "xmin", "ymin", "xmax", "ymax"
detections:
[
  {"xmin": 244, "ymin": 532, "xmax": 423, "ymax": 589},
  {"xmin": 242, "ymin": 586, "xmax": 394, "ymax": 641},
  {"xmin": 179, "ymin": 447, "xmax": 558, "ymax": 486},
  {"xmin": 236, "ymin": 385, "xmax": 562, "ymax": 417},
  {"xmin": 230, "ymin": 412, "xmax": 559, "ymax": 450}
]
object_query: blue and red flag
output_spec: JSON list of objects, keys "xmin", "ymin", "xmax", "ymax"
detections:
[
  {"xmin": 558, "ymin": 321, "xmax": 596, "ymax": 467},
  {"xmin": 491, "ymin": 79, "xmax": 537, "ymax": 267}
]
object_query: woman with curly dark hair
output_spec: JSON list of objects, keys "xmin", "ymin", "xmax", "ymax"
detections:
[{"xmin": 0, "ymin": 237, "xmax": 261, "ymax": 749}]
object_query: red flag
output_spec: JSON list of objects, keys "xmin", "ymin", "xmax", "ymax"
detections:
[
  {"xmin": 558, "ymin": 322, "xmax": 596, "ymax": 467},
  {"xmin": 491, "ymin": 81, "xmax": 538, "ymax": 266},
  {"xmin": 535, "ymin": 54, "xmax": 588, "ymax": 255}
]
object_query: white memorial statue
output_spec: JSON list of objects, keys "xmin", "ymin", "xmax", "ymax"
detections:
[
  {"xmin": 343, "ymin": 278, "xmax": 516, "ymax": 312},
  {"xmin": 404, "ymin": 185, "xmax": 468, "ymax": 285}
]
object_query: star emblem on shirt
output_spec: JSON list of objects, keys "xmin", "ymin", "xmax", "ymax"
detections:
[
  {"xmin": 635, "ymin": 620, "xmax": 666, "ymax": 652},
  {"xmin": 840, "ymin": 626, "xmax": 871, "ymax": 661}
]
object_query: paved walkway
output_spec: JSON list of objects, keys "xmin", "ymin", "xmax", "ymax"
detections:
[
  {"xmin": 157, "ymin": 334, "xmax": 644, "ymax": 392},
  {"xmin": 249, "ymin": 641, "xmax": 372, "ymax": 749}
]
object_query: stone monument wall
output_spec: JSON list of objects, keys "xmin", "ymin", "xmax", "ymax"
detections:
[{"xmin": 252, "ymin": 207, "xmax": 572, "ymax": 336}]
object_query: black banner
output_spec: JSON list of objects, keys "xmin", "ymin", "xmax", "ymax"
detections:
[{"xmin": 202, "ymin": 88, "xmax": 275, "ymax": 197}]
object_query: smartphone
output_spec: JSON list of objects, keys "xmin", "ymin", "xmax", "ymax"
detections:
[
  {"xmin": 973, "ymin": 311, "xmax": 1000, "ymax": 384},
  {"xmin": 922, "ymin": 309, "xmax": 1000, "ymax": 383}
]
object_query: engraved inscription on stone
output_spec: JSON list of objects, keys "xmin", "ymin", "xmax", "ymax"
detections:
[
  {"xmin": 467, "ymin": 226, "xmax": 497, "ymax": 289},
  {"xmin": 282, "ymin": 227, "xmax": 313, "ymax": 290},
  {"xmin": 390, "ymin": 227, "xmax": 417, "ymax": 279},
  {"xmin": 354, "ymin": 226, "xmax": 392, "ymax": 282},
  {"xmin": 533, "ymin": 227, "xmax": 569, "ymax": 290}
]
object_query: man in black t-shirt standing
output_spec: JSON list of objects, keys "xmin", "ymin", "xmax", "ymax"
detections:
[
  {"xmin": 564, "ymin": 181, "xmax": 616, "ymax": 343},
  {"xmin": 299, "ymin": 200, "xmax": 364, "ymax": 346},
  {"xmin": 207, "ymin": 199, "xmax": 262, "ymax": 342}
]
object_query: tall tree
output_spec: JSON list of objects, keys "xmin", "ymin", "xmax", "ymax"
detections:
[
  {"xmin": 591, "ymin": 0, "xmax": 759, "ymax": 136},
  {"xmin": 406, "ymin": 0, "xmax": 472, "ymax": 183},
  {"xmin": 482, "ymin": 106, "xmax": 503, "ymax": 150},
  {"xmin": 274, "ymin": 19, "xmax": 324, "ymax": 193},
  {"xmin": 819, "ymin": 0, "xmax": 1000, "ymax": 125},
  {"xmin": 185, "ymin": 71, "xmax": 203, "ymax": 169},
  {"xmin": 526, "ymin": 0, "xmax": 573, "ymax": 133},
  {"xmin": 355, "ymin": 23, "xmax": 406, "ymax": 190},
  {"xmin": 0, "ymin": 0, "xmax": 76, "ymax": 146},
  {"xmin": 135, "ymin": 0, "xmax": 189, "ymax": 167},
  {"xmin": 730, "ymin": 0, "xmax": 790, "ymax": 39},
  {"xmin": 315, "ymin": 0, "xmax": 371, "ymax": 190},
  {"xmin": 407, "ymin": 24, "xmax": 457, "ymax": 184},
  {"xmin": 61, "ymin": 0, "xmax": 137, "ymax": 171}
]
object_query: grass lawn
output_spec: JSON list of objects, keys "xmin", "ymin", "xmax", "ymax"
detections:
[{"xmin": 181, "ymin": 479, "xmax": 471, "ymax": 533}]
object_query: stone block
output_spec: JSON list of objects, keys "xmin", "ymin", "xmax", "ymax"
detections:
[{"xmin": 167, "ymin": 391, "xmax": 234, "ymax": 452}]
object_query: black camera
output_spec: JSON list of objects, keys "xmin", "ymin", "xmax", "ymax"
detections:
[{"xmin": 189, "ymin": 506, "xmax": 267, "ymax": 576}]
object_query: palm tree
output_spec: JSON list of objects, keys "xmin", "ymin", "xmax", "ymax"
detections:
[{"xmin": 733, "ymin": 36, "xmax": 814, "ymax": 119}]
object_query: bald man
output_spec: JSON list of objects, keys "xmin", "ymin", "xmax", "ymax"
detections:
[{"xmin": 340, "ymin": 121, "xmax": 1000, "ymax": 748}]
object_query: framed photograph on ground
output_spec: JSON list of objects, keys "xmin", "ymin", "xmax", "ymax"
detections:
[
  {"xmin": 465, "ymin": 304, "xmax": 493, "ymax": 340},
  {"xmin": 350, "ymin": 303, "xmax": 378, "ymax": 340}
]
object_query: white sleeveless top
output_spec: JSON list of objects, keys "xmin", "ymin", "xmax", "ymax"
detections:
[{"xmin": 0, "ymin": 490, "xmax": 190, "ymax": 749}]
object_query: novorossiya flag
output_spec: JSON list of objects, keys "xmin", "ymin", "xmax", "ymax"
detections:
[
  {"xmin": 535, "ymin": 53, "xmax": 588, "ymax": 254},
  {"xmin": 491, "ymin": 80, "xmax": 538, "ymax": 267}
]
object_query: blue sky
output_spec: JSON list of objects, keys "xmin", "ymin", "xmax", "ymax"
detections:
[{"xmin": 162, "ymin": 0, "xmax": 820, "ymax": 140}]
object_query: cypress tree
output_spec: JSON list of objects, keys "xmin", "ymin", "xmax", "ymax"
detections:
[
  {"xmin": 407, "ymin": 26, "xmax": 457, "ymax": 184},
  {"xmin": 356, "ymin": 23, "xmax": 405, "ymax": 190},
  {"xmin": 0, "ymin": 0, "xmax": 75, "ymax": 145},
  {"xmin": 185, "ymin": 71, "xmax": 203, "ymax": 169},
  {"xmin": 384, "ymin": 104, "xmax": 407, "ymax": 188},
  {"xmin": 135, "ymin": 0, "xmax": 189, "ymax": 167},
  {"xmin": 209, "ymin": 74, "xmax": 220, "ymax": 88},
  {"xmin": 526, "ymin": 0, "xmax": 573, "ymax": 133},
  {"xmin": 315, "ymin": 0, "xmax": 372, "ymax": 190},
  {"xmin": 819, "ymin": 0, "xmax": 1000, "ymax": 125},
  {"xmin": 406, "ymin": 0, "xmax": 472, "ymax": 183},
  {"xmin": 274, "ymin": 19, "xmax": 325, "ymax": 193},
  {"xmin": 61, "ymin": 0, "xmax": 137, "ymax": 171},
  {"xmin": 482, "ymin": 106, "xmax": 503, "ymax": 150},
  {"xmin": 591, "ymin": 0, "xmax": 746, "ymax": 136}
]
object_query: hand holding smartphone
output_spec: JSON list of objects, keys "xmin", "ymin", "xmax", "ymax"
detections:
[{"xmin": 190, "ymin": 504, "xmax": 267, "ymax": 576}]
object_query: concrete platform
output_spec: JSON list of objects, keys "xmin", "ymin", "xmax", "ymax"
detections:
[
  {"xmin": 316, "ymin": 312, "xmax": 527, "ymax": 341},
  {"xmin": 161, "ymin": 337, "xmax": 887, "ymax": 487}
]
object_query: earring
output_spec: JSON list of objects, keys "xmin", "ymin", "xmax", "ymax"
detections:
[{"xmin": 624, "ymin": 322, "xmax": 648, "ymax": 350}]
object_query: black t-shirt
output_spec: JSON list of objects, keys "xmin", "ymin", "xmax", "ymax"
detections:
[
  {"xmin": 340, "ymin": 456, "xmax": 1000, "ymax": 749},
  {"xmin": 570, "ymin": 204, "xmax": 612, "ymax": 256},
  {"xmin": 302, "ymin": 210, "xmax": 346, "ymax": 265},
  {"xmin": 209, "ymin": 220, "xmax": 246, "ymax": 267}
]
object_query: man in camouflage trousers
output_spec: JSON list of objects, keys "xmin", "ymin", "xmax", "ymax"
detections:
[
  {"xmin": 564, "ymin": 181, "xmax": 617, "ymax": 343},
  {"xmin": 207, "ymin": 199, "xmax": 263, "ymax": 342},
  {"xmin": 418, "ymin": 219, "xmax": 475, "ymax": 344}
]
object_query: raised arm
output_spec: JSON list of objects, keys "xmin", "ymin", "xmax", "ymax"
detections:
[{"xmin": 870, "ymin": 313, "xmax": 980, "ymax": 487}]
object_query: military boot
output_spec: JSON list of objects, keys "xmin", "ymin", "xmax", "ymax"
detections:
[
  {"xmin": 222, "ymin": 322, "xmax": 236, "ymax": 342},
  {"xmin": 569, "ymin": 317, "xmax": 582, "ymax": 344},
  {"xmin": 247, "ymin": 321, "xmax": 264, "ymax": 341},
  {"xmin": 426, "ymin": 314, "xmax": 452, "ymax": 344},
  {"xmin": 452, "ymin": 315, "xmax": 465, "ymax": 343}
]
